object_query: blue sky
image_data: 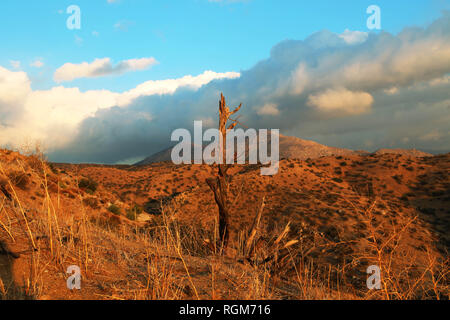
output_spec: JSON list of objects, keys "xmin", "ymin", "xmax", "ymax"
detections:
[
  {"xmin": 1, "ymin": 1, "xmax": 449, "ymax": 163},
  {"xmin": 1, "ymin": 0, "xmax": 448, "ymax": 92}
]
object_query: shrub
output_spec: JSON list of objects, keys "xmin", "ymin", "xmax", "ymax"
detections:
[
  {"xmin": 26, "ymin": 155, "xmax": 45, "ymax": 173},
  {"xmin": 48, "ymin": 163, "xmax": 58, "ymax": 174},
  {"xmin": 400, "ymin": 195, "xmax": 409, "ymax": 201},
  {"xmin": 78, "ymin": 177, "xmax": 98, "ymax": 194},
  {"xmin": 8, "ymin": 170, "xmax": 30, "ymax": 190},
  {"xmin": 108, "ymin": 204, "xmax": 121, "ymax": 215},
  {"xmin": 393, "ymin": 175, "xmax": 403, "ymax": 184},
  {"xmin": 83, "ymin": 197, "xmax": 99, "ymax": 209},
  {"xmin": 144, "ymin": 199, "xmax": 163, "ymax": 215},
  {"xmin": 126, "ymin": 204, "xmax": 143, "ymax": 220}
]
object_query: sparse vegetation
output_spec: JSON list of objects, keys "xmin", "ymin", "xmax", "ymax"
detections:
[
  {"xmin": 8, "ymin": 170, "xmax": 30, "ymax": 190},
  {"xmin": 78, "ymin": 177, "xmax": 98, "ymax": 194},
  {"xmin": 108, "ymin": 204, "xmax": 122, "ymax": 215},
  {"xmin": 0, "ymin": 147, "xmax": 448, "ymax": 301},
  {"xmin": 83, "ymin": 197, "xmax": 99, "ymax": 209},
  {"xmin": 126, "ymin": 204, "xmax": 143, "ymax": 220}
]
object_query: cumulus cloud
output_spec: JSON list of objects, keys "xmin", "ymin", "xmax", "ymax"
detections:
[
  {"xmin": 116, "ymin": 70, "xmax": 240, "ymax": 106},
  {"xmin": 338, "ymin": 29, "xmax": 368, "ymax": 45},
  {"xmin": 0, "ymin": 66, "xmax": 31, "ymax": 125},
  {"xmin": 256, "ymin": 103, "xmax": 280, "ymax": 116},
  {"xmin": 307, "ymin": 88, "xmax": 374, "ymax": 115},
  {"xmin": 48, "ymin": 12, "xmax": 450, "ymax": 161},
  {"xmin": 2, "ymin": 12, "xmax": 450, "ymax": 162},
  {"xmin": 53, "ymin": 57, "xmax": 158, "ymax": 82},
  {"xmin": 0, "ymin": 69, "xmax": 239, "ymax": 152}
]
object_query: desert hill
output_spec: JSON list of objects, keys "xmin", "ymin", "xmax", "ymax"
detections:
[
  {"xmin": 135, "ymin": 134, "xmax": 432, "ymax": 165},
  {"xmin": 0, "ymin": 148, "xmax": 448, "ymax": 300},
  {"xmin": 373, "ymin": 148, "xmax": 433, "ymax": 157},
  {"xmin": 135, "ymin": 134, "xmax": 360, "ymax": 165}
]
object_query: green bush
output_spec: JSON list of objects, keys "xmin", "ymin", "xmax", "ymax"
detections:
[
  {"xmin": 48, "ymin": 163, "xmax": 58, "ymax": 174},
  {"xmin": 83, "ymin": 197, "xmax": 99, "ymax": 209},
  {"xmin": 8, "ymin": 170, "xmax": 30, "ymax": 190},
  {"xmin": 108, "ymin": 204, "xmax": 121, "ymax": 215},
  {"xmin": 125, "ymin": 204, "xmax": 143, "ymax": 220},
  {"xmin": 78, "ymin": 177, "xmax": 98, "ymax": 194}
]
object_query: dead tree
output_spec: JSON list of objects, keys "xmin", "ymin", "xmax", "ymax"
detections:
[{"xmin": 206, "ymin": 93, "xmax": 241, "ymax": 252}]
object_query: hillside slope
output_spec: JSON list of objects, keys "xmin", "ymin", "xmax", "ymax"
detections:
[
  {"xmin": 135, "ymin": 134, "xmax": 361, "ymax": 165},
  {"xmin": 1, "ymin": 148, "xmax": 448, "ymax": 300},
  {"xmin": 136, "ymin": 134, "xmax": 433, "ymax": 165},
  {"xmin": 373, "ymin": 148, "xmax": 433, "ymax": 157}
]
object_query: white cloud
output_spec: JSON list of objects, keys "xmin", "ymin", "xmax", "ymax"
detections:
[
  {"xmin": 338, "ymin": 29, "xmax": 368, "ymax": 45},
  {"xmin": 307, "ymin": 88, "xmax": 374, "ymax": 115},
  {"xmin": 116, "ymin": 70, "xmax": 240, "ymax": 106},
  {"xmin": 53, "ymin": 57, "xmax": 158, "ymax": 82},
  {"xmin": 0, "ymin": 67, "xmax": 240, "ymax": 149},
  {"xmin": 44, "ymin": 13, "xmax": 450, "ymax": 162},
  {"xmin": 287, "ymin": 26, "xmax": 450, "ymax": 95},
  {"xmin": 256, "ymin": 103, "xmax": 280, "ymax": 116},
  {"xmin": 0, "ymin": 66, "xmax": 31, "ymax": 108},
  {"xmin": 30, "ymin": 60, "xmax": 44, "ymax": 68},
  {"xmin": 2, "ymin": 13, "xmax": 450, "ymax": 162},
  {"xmin": 0, "ymin": 66, "xmax": 31, "ymax": 127}
]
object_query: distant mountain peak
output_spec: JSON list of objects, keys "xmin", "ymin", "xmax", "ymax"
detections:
[
  {"xmin": 135, "ymin": 134, "xmax": 359, "ymax": 165},
  {"xmin": 134, "ymin": 135, "xmax": 433, "ymax": 166},
  {"xmin": 373, "ymin": 148, "xmax": 433, "ymax": 157}
]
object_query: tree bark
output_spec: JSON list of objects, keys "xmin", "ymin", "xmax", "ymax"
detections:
[{"xmin": 207, "ymin": 93, "xmax": 241, "ymax": 251}]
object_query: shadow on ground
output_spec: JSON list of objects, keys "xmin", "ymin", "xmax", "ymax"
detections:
[{"xmin": 0, "ymin": 240, "xmax": 34, "ymax": 300}]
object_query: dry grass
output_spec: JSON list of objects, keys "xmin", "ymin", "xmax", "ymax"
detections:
[{"xmin": 0, "ymin": 148, "xmax": 448, "ymax": 300}]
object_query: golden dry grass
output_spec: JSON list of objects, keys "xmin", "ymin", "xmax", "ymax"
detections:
[{"xmin": 0, "ymin": 148, "xmax": 448, "ymax": 300}]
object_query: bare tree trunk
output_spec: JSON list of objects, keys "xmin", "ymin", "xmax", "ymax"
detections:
[{"xmin": 206, "ymin": 93, "xmax": 241, "ymax": 252}]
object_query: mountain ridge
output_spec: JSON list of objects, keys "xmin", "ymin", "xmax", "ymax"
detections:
[{"xmin": 135, "ymin": 134, "xmax": 433, "ymax": 165}]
